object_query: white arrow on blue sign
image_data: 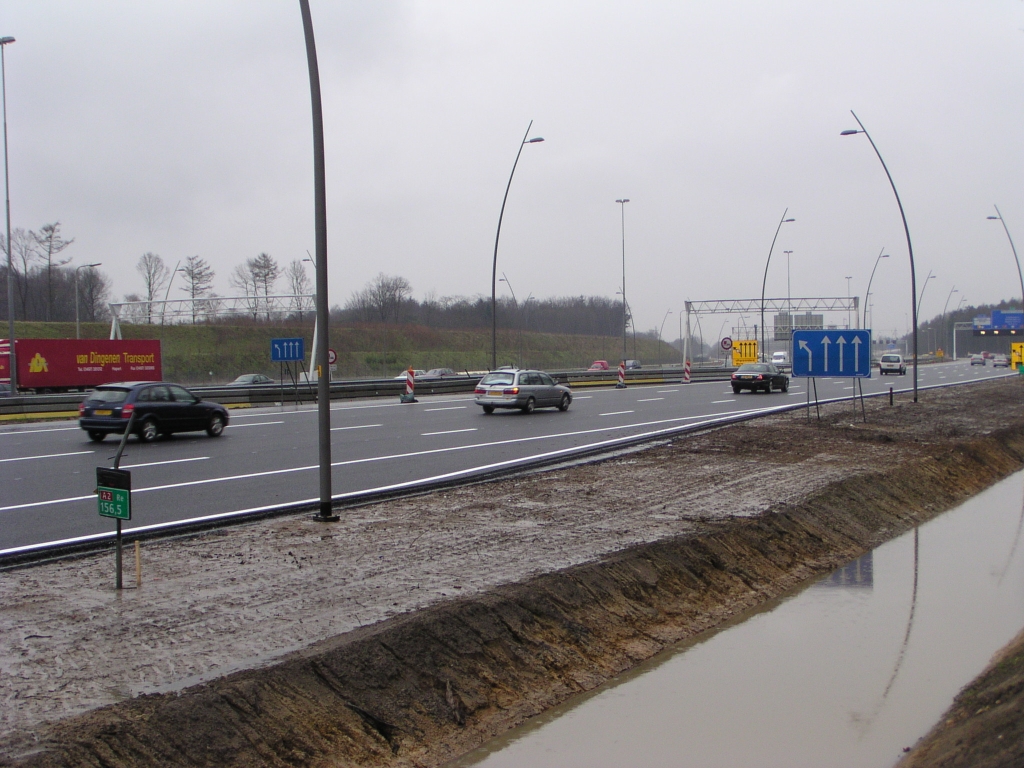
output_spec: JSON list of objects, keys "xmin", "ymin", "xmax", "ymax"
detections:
[
  {"xmin": 791, "ymin": 329, "xmax": 872, "ymax": 378},
  {"xmin": 271, "ymin": 337, "xmax": 305, "ymax": 362}
]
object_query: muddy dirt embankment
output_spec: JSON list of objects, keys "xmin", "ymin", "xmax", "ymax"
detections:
[{"xmin": 4, "ymin": 379, "xmax": 1024, "ymax": 768}]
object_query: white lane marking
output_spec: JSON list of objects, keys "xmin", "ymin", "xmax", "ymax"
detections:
[
  {"xmin": 121, "ymin": 457, "xmax": 210, "ymax": 469},
  {"xmin": 599, "ymin": 410, "xmax": 635, "ymax": 416},
  {"xmin": 0, "ymin": 426, "xmax": 81, "ymax": 436},
  {"xmin": 422, "ymin": 428, "xmax": 478, "ymax": 437},
  {"xmin": 574, "ymin": 395, "xmax": 593, "ymax": 399},
  {"xmin": 423, "ymin": 406, "xmax": 468, "ymax": 412},
  {"xmin": 330, "ymin": 424, "xmax": 382, "ymax": 432},
  {"xmin": 636, "ymin": 398, "xmax": 664, "ymax": 402},
  {"xmin": 1, "ymin": 406, "xmax": 800, "ymax": 553},
  {"xmin": 0, "ymin": 450, "xmax": 93, "ymax": 464},
  {"xmin": 843, "ymin": 386, "xmax": 854, "ymax": 390},
  {"xmin": 225, "ymin": 421, "xmax": 285, "ymax": 429},
  {"xmin": 788, "ymin": 392, "xmax": 803, "ymax": 396},
  {"xmin": 712, "ymin": 399, "xmax": 735, "ymax": 404},
  {"xmin": 0, "ymin": 402, "xmax": 806, "ymax": 515},
  {"xmin": 657, "ymin": 389, "xmax": 679, "ymax": 393}
]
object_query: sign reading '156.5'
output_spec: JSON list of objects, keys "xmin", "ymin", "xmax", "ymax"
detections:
[{"xmin": 791, "ymin": 330, "xmax": 872, "ymax": 378}]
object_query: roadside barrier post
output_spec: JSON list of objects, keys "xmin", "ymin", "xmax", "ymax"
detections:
[
  {"xmin": 683, "ymin": 358, "xmax": 691, "ymax": 384},
  {"xmin": 889, "ymin": 386, "xmax": 894, "ymax": 407},
  {"xmin": 616, "ymin": 360, "xmax": 626, "ymax": 389},
  {"xmin": 400, "ymin": 366, "xmax": 417, "ymax": 403}
]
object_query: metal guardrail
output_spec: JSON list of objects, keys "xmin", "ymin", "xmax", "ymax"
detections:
[{"xmin": 0, "ymin": 367, "xmax": 734, "ymax": 417}]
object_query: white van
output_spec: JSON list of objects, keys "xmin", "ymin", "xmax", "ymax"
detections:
[{"xmin": 771, "ymin": 351, "xmax": 789, "ymax": 368}]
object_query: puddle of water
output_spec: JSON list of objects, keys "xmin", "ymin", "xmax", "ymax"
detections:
[{"xmin": 449, "ymin": 471, "xmax": 1024, "ymax": 768}]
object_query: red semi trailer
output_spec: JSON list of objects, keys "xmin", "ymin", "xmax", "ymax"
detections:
[{"xmin": 0, "ymin": 339, "xmax": 162, "ymax": 393}]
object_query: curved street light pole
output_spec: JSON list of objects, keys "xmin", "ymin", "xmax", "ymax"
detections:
[
  {"xmin": 616, "ymin": 198, "xmax": 630, "ymax": 363},
  {"xmin": 299, "ymin": 0, "xmax": 334, "ymax": 520},
  {"xmin": 917, "ymin": 270, "xmax": 935, "ymax": 315},
  {"xmin": 491, "ymin": 122, "xmax": 543, "ymax": 370},
  {"xmin": 658, "ymin": 309, "xmax": 672, "ymax": 365},
  {"xmin": 987, "ymin": 205, "xmax": 1024, "ymax": 310},
  {"xmin": 941, "ymin": 285, "xmax": 958, "ymax": 356},
  {"xmin": 498, "ymin": 273, "xmax": 519, "ymax": 367},
  {"xmin": 863, "ymin": 248, "xmax": 889, "ymax": 329},
  {"xmin": 759, "ymin": 208, "xmax": 795, "ymax": 361},
  {"xmin": 2, "ymin": 36, "xmax": 15, "ymax": 394},
  {"xmin": 842, "ymin": 110, "xmax": 919, "ymax": 401}
]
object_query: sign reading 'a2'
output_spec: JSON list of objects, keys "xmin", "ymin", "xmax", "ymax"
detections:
[{"xmin": 791, "ymin": 329, "xmax": 872, "ymax": 378}]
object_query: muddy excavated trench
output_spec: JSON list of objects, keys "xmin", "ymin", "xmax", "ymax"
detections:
[{"xmin": 3, "ymin": 379, "xmax": 1024, "ymax": 767}]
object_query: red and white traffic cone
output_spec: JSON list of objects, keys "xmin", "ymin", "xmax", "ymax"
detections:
[
  {"xmin": 616, "ymin": 360, "xmax": 627, "ymax": 389},
  {"xmin": 400, "ymin": 366, "xmax": 417, "ymax": 403},
  {"xmin": 683, "ymin": 358, "xmax": 691, "ymax": 383}
]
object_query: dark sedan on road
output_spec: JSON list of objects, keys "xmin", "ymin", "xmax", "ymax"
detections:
[
  {"xmin": 230, "ymin": 373, "xmax": 274, "ymax": 386},
  {"xmin": 79, "ymin": 381, "xmax": 229, "ymax": 442},
  {"xmin": 474, "ymin": 369, "xmax": 572, "ymax": 413},
  {"xmin": 731, "ymin": 363, "xmax": 789, "ymax": 394}
]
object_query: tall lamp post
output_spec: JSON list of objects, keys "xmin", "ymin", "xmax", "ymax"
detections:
[
  {"xmin": 987, "ymin": 206, "xmax": 1024, "ymax": 311},
  {"xmin": 498, "ymin": 273, "xmax": 519, "ymax": 368},
  {"xmin": 842, "ymin": 111, "xmax": 920, "ymax": 401},
  {"xmin": 658, "ymin": 309, "xmax": 672, "ymax": 365},
  {"xmin": 491, "ymin": 122, "xmax": 543, "ymax": 370},
  {"xmin": 75, "ymin": 263, "xmax": 101, "ymax": 338},
  {"xmin": 616, "ymin": 198, "xmax": 630, "ymax": 363},
  {"xmin": 917, "ymin": 270, "xmax": 935, "ymax": 315},
  {"xmin": 941, "ymin": 286, "xmax": 958, "ymax": 357},
  {"xmin": 759, "ymin": 208, "xmax": 795, "ymax": 361},
  {"xmin": 845, "ymin": 276, "xmax": 853, "ymax": 328},
  {"xmin": 2, "ymin": 36, "xmax": 15, "ymax": 394},
  {"xmin": 863, "ymin": 248, "xmax": 889, "ymax": 328},
  {"xmin": 299, "ymin": 0, "xmax": 334, "ymax": 521},
  {"xmin": 784, "ymin": 249, "xmax": 793, "ymax": 316}
]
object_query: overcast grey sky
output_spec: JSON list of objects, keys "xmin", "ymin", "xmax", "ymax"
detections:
[{"xmin": 3, "ymin": 1, "xmax": 1023, "ymax": 339}]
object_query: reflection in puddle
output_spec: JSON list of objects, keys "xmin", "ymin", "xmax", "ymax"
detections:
[{"xmin": 450, "ymin": 472, "xmax": 1024, "ymax": 768}]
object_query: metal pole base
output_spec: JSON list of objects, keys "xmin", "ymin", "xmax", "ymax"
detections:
[
  {"xmin": 313, "ymin": 502, "xmax": 339, "ymax": 523},
  {"xmin": 400, "ymin": 394, "xmax": 417, "ymax": 403},
  {"xmin": 615, "ymin": 382, "xmax": 626, "ymax": 389}
]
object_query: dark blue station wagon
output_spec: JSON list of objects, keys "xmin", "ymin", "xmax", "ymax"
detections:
[{"xmin": 79, "ymin": 381, "xmax": 229, "ymax": 442}]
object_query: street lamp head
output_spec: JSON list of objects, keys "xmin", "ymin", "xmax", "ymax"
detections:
[
  {"xmin": 783, "ymin": 218, "xmax": 795, "ymax": 223},
  {"xmin": 988, "ymin": 216, "xmax": 1000, "ymax": 220},
  {"xmin": 526, "ymin": 137, "xmax": 544, "ymax": 144},
  {"xmin": 0, "ymin": 37, "xmax": 15, "ymax": 45},
  {"xmin": 616, "ymin": 198, "xmax": 629, "ymax": 204},
  {"xmin": 840, "ymin": 129, "xmax": 861, "ymax": 136}
]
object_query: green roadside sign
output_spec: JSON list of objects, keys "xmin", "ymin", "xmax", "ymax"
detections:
[{"xmin": 96, "ymin": 467, "xmax": 131, "ymax": 521}]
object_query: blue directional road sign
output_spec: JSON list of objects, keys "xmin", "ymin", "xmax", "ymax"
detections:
[
  {"xmin": 271, "ymin": 337, "xmax": 305, "ymax": 362},
  {"xmin": 791, "ymin": 329, "xmax": 872, "ymax": 378}
]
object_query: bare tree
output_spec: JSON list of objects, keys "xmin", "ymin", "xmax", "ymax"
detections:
[
  {"xmin": 179, "ymin": 255, "xmax": 215, "ymax": 323},
  {"xmin": 77, "ymin": 267, "xmax": 112, "ymax": 324},
  {"xmin": 251, "ymin": 253, "xmax": 279, "ymax": 319},
  {"xmin": 136, "ymin": 252, "xmax": 169, "ymax": 323},
  {"xmin": 0, "ymin": 227, "xmax": 37, "ymax": 318},
  {"xmin": 229, "ymin": 261, "xmax": 260, "ymax": 320},
  {"xmin": 286, "ymin": 259, "xmax": 313, "ymax": 320},
  {"xmin": 34, "ymin": 223, "xmax": 74, "ymax": 321},
  {"xmin": 366, "ymin": 273, "xmax": 412, "ymax": 324}
]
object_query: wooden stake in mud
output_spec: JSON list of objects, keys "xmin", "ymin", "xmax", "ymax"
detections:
[{"xmin": 135, "ymin": 540, "xmax": 142, "ymax": 588}]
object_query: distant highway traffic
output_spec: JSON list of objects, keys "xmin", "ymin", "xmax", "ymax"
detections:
[{"xmin": 0, "ymin": 360, "xmax": 1011, "ymax": 556}]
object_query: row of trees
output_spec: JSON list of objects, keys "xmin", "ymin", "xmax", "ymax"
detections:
[
  {"xmin": 336, "ymin": 272, "xmax": 630, "ymax": 338},
  {"xmin": 123, "ymin": 252, "xmax": 314, "ymax": 324},
  {"xmin": 0, "ymin": 222, "xmax": 115, "ymax": 323}
]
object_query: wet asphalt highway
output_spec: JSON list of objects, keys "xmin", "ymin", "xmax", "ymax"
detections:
[{"xmin": 0, "ymin": 360, "xmax": 1011, "ymax": 554}]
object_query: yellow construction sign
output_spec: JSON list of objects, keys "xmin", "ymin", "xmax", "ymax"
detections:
[
  {"xmin": 1011, "ymin": 342, "xmax": 1024, "ymax": 369},
  {"xmin": 731, "ymin": 340, "xmax": 758, "ymax": 366}
]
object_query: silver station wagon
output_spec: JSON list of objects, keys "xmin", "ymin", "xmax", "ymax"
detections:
[{"xmin": 474, "ymin": 369, "xmax": 572, "ymax": 414}]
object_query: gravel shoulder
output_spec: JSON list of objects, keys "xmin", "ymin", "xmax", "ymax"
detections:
[{"xmin": 2, "ymin": 378, "xmax": 1024, "ymax": 767}]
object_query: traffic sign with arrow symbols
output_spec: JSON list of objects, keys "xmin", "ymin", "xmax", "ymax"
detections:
[{"xmin": 791, "ymin": 329, "xmax": 872, "ymax": 378}]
